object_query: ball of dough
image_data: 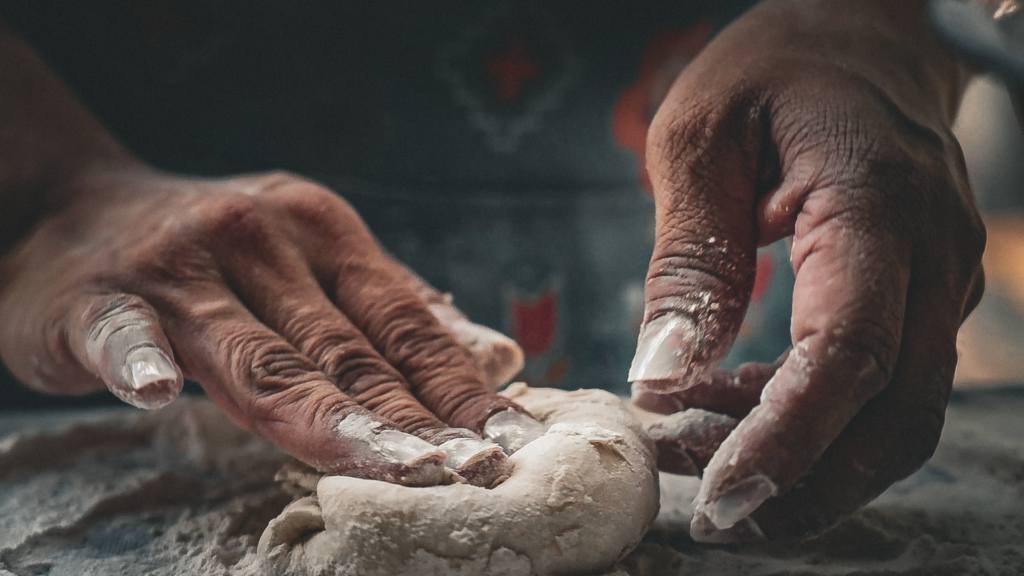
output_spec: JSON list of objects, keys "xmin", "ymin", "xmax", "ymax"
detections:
[{"xmin": 257, "ymin": 385, "xmax": 660, "ymax": 576}]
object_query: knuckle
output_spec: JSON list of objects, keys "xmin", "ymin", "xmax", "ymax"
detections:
[
  {"xmin": 258, "ymin": 174, "xmax": 360, "ymax": 229},
  {"xmin": 646, "ymin": 92, "xmax": 760, "ymax": 193},
  {"xmin": 373, "ymin": 319, "xmax": 479, "ymax": 393},
  {"xmin": 826, "ymin": 319, "xmax": 901, "ymax": 392},
  {"xmin": 246, "ymin": 339, "xmax": 317, "ymax": 385},
  {"xmin": 374, "ymin": 303, "xmax": 468, "ymax": 365},
  {"xmin": 247, "ymin": 382, "xmax": 337, "ymax": 432},
  {"xmin": 228, "ymin": 325, "xmax": 381, "ymax": 431},
  {"xmin": 647, "ymin": 238, "xmax": 754, "ymax": 291},
  {"xmin": 198, "ymin": 192, "xmax": 271, "ymax": 243},
  {"xmin": 230, "ymin": 333, "xmax": 321, "ymax": 406}
]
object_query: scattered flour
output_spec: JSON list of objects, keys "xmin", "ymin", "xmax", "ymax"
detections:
[{"xmin": 1, "ymin": 387, "xmax": 1022, "ymax": 575}]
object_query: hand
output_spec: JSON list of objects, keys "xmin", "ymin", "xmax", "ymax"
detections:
[
  {"xmin": 0, "ymin": 167, "xmax": 534, "ymax": 487},
  {"xmin": 630, "ymin": 0, "xmax": 985, "ymax": 541}
]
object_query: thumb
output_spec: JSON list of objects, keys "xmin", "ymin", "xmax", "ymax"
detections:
[
  {"xmin": 629, "ymin": 95, "xmax": 767, "ymax": 395},
  {"xmin": 66, "ymin": 293, "xmax": 183, "ymax": 410}
]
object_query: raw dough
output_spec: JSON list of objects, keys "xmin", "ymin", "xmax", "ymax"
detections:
[{"xmin": 257, "ymin": 384, "xmax": 660, "ymax": 576}]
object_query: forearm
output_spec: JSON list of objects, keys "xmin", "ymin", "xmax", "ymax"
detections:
[{"xmin": 0, "ymin": 22, "xmax": 137, "ymax": 252}]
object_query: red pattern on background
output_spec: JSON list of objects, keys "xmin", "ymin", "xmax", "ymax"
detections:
[
  {"xmin": 486, "ymin": 36, "xmax": 541, "ymax": 104},
  {"xmin": 511, "ymin": 288, "xmax": 558, "ymax": 357},
  {"xmin": 751, "ymin": 252, "xmax": 773, "ymax": 303},
  {"xmin": 611, "ymin": 23, "xmax": 711, "ymax": 191}
]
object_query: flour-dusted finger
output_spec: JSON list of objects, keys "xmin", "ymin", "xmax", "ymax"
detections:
[
  {"xmin": 386, "ymin": 260, "xmax": 524, "ymax": 390},
  {"xmin": 691, "ymin": 192, "xmax": 912, "ymax": 538},
  {"xmin": 630, "ymin": 79, "xmax": 768, "ymax": 395},
  {"xmin": 225, "ymin": 257, "xmax": 512, "ymax": 487},
  {"xmin": 727, "ymin": 208, "xmax": 985, "ymax": 541},
  {"xmin": 160, "ymin": 283, "xmax": 448, "ymax": 486},
  {"xmin": 66, "ymin": 293, "xmax": 182, "ymax": 410},
  {"xmin": 633, "ymin": 349, "xmax": 789, "ymax": 417},
  {"xmin": 647, "ymin": 409, "xmax": 739, "ymax": 476},
  {"xmin": 739, "ymin": 273, "xmax": 964, "ymax": 541},
  {"xmin": 254, "ymin": 180, "xmax": 531, "ymax": 434}
]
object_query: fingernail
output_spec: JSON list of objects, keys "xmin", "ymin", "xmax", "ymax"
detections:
[
  {"xmin": 112, "ymin": 347, "xmax": 181, "ymax": 410},
  {"xmin": 126, "ymin": 347, "xmax": 177, "ymax": 390},
  {"xmin": 628, "ymin": 313, "xmax": 697, "ymax": 382},
  {"xmin": 374, "ymin": 430, "xmax": 445, "ymax": 466},
  {"xmin": 630, "ymin": 381, "xmax": 686, "ymax": 414},
  {"xmin": 438, "ymin": 437, "xmax": 502, "ymax": 469},
  {"xmin": 335, "ymin": 414, "xmax": 447, "ymax": 486},
  {"xmin": 336, "ymin": 414, "xmax": 445, "ymax": 466},
  {"xmin": 483, "ymin": 410, "xmax": 547, "ymax": 454},
  {"xmin": 439, "ymin": 437, "xmax": 511, "ymax": 487},
  {"xmin": 690, "ymin": 512, "xmax": 766, "ymax": 544},
  {"xmin": 701, "ymin": 474, "xmax": 776, "ymax": 530}
]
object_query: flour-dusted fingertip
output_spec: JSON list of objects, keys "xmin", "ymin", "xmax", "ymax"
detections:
[
  {"xmin": 699, "ymin": 473, "xmax": 776, "ymax": 531},
  {"xmin": 483, "ymin": 410, "xmax": 547, "ymax": 454},
  {"xmin": 690, "ymin": 511, "xmax": 766, "ymax": 544},
  {"xmin": 333, "ymin": 413, "xmax": 448, "ymax": 486},
  {"xmin": 113, "ymin": 346, "xmax": 183, "ymax": 410},
  {"xmin": 70, "ymin": 294, "xmax": 183, "ymax": 411},
  {"xmin": 628, "ymin": 313, "xmax": 700, "ymax": 382},
  {"xmin": 438, "ymin": 437, "xmax": 511, "ymax": 487}
]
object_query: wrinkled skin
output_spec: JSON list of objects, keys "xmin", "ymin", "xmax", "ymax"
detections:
[
  {"xmin": 0, "ymin": 19, "xmax": 532, "ymax": 487},
  {"xmin": 0, "ymin": 0, "xmax": 989, "ymax": 535},
  {"xmin": 0, "ymin": 167, "xmax": 528, "ymax": 483},
  {"xmin": 632, "ymin": 0, "xmax": 987, "ymax": 541}
]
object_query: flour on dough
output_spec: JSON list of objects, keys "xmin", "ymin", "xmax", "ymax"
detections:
[{"xmin": 257, "ymin": 385, "xmax": 660, "ymax": 576}]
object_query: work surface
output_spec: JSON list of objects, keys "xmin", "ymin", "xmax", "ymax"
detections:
[{"xmin": 1, "ymin": 387, "xmax": 1022, "ymax": 576}]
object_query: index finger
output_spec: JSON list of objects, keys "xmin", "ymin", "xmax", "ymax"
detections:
[{"xmin": 629, "ymin": 90, "xmax": 766, "ymax": 397}]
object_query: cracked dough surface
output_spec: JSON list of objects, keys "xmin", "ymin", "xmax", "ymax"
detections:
[{"xmin": 257, "ymin": 385, "xmax": 660, "ymax": 576}]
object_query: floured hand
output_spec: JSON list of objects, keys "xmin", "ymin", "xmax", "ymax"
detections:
[
  {"xmin": 0, "ymin": 167, "xmax": 532, "ymax": 488},
  {"xmin": 631, "ymin": 0, "xmax": 985, "ymax": 541}
]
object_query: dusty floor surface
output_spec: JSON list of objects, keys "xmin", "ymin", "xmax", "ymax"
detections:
[{"xmin": 1, "ymin": 387, "xmax": 1022, "ymax": 576}]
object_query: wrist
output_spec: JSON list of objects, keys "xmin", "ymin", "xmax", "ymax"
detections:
[{"xmin": 0, "ymin": 22, "xmax": 142, "ymax": 253}]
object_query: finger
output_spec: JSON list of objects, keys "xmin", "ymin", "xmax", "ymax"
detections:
[
  {"xmin": 157, "ymin": 284, "xmax": 448, "ymax": 487},
  {"xmin": 335, "ymin": 265, "xmax": 524, "ymax": 432},
  {"xmin": 735, "ymin": 273, "xmax": 962, "ymax": 541},
  {"xmin": 647, "ymin": 409, "xmax": 739, "ymax": 476},
  {"xmin": 65, "ymin": 293, "xmax": 182, "ymax": 410},
  {"xmin": 719, "ymin": 203, "xmax": 985, "ymax": 541},
  {"xmin": 389, "ymin": 261, "xmax": 524, "ymax": 390},
  {"xmin": 428, "ymin": 298, "xmax": 525, "ymax": 390},
  {"xmin": 255, "ymin": 183, "xmax": 528, "ymax": 433},
  {"xmin": 632, "ymin": 348, "xmax": 790, "ymax": 417},
  {"xmin": 384, "ymin": 258, "xmax": 525, "ymax": 389},
  {"xmin": 629, "ymin": 95, "xmax": 765, "ymax": 393},
  {"xmin": 229, "ymin": 261, "xmax": 511, "ymax": 487},
  {"xmin": 692, "ymin": 191, "xmax": 912, "ymax": 536}
]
